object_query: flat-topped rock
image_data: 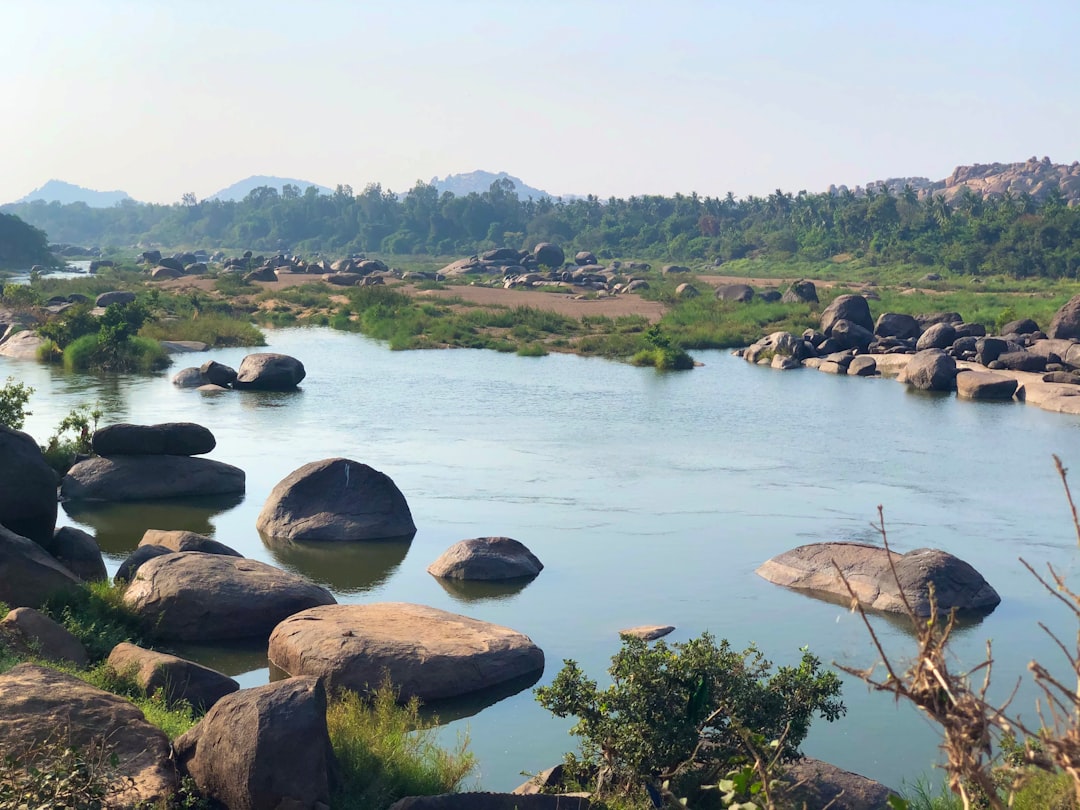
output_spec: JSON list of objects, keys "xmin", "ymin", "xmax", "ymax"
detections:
[
  {"xmin": 123, "ymin": 552, "xmax": 336, "ymax": 641},
  {"xmin": 257, "ymin": 457, "xmax": 416, "ymax": 541},
  {"xmin": 428, "ymin": 537, "xmax": 543, "ymax": 580},
  {"xmin": 619, "ymin": 624, "xmax": 675, "ymax": 641},
  {"xmin": 756, "ymin": 542, "xmax": 1000, "ymax": 617},
  {"xmin": 92, "ymin": 422, "xmax": 216, "ymax": 456},
  {"xmin": 956, "ymin": 370, "xmax": 1019, "ymax": 400},
  {"xmin": 0, "ymin": 664, "xmax": 176, "ymax": 807},
  {"xmin": 108, "ymin": 642, "xmax": 239, "ymax": 711},
  {"xmin": 62, "ymin": 455, "xmax": 245, "ymax": 501},
  {"xmin": 139, "ymin": 528, "xmax": 242, "ymax": 557},
  {"xmin": 779, "ymin": 757, "xmax": 897, "ymax": 810},
  {"xmin": 0, "ymin": 607, "xmax": 88, "ymax": 666},
  {"xmin": 0, "ymin": 330, "xmax": 46, "ymax": 359},
  {"xmin": 268, "ymin": 602, "xmax": 545, "ymax": 701}
]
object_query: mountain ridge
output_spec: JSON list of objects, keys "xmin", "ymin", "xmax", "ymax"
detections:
[{"xmin": 14, "ymin": 179, "xmax": 133, "ymax": 208}]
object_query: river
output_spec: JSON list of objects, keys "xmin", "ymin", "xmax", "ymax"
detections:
[{"xmin": 5, "ymin": 326, "xmax": 1080, "ymax": 793}]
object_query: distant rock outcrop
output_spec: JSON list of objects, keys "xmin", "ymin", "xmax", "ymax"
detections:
[{"xmin": 13, "ymin": 179, "xmax": 134, "ymax": 207}]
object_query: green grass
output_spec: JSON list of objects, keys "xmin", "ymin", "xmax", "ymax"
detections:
[
  {"xmin": 139, "ymin": 314, "xmax": 265, "ymax": 347},
  {"xmin": 40, "ymin": 581, "xmax": 144, "ymax": 662},
  {"xmin": 63, "ymin": 334, "xmax": 171, "ymax": 373},
  {"xmin": 326, "ymin": 681, "xmax": 476, "ymax": 810}
]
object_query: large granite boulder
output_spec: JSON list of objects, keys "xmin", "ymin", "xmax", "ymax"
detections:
[
  {"xmin": 829, "ymin": 319, "xmax": 874, "ymax": 352},
  {"xmin": 92, "ymin": 422, "xmax": 216, "ymax": 456},
  {"xmin": 821, "ymin": 294, "xmax": 873, "ymax": 334},
  {"xmin": 956, "ymin": 371, "xmax": 1019, "ymax": 400},
  {"xmin": 0, "ymin": 425, "xmax": 58, "ymax": 545},
  {"xmin": 233, "ymin": 352, "xmax": 306, "ymax": 390},
  {"xmin": 0, "ymin": 330, "xmax": 46, "ymax": 359},
  {"xmin": 716, "ymin": 284, "xmax": 754, "ymax": 303},
  {"xmin": 428, "ymin": 537, "xmax": 544, "ymax": 580},
  {"xmin": 901, "ymin": 349, "xmax": 957, "ymax": 391},
  {"xmin": 874, "ymin": 312, "xmax": 921, "ymax": 340},
  {"xmin": 533, "ymin": 243, "xmax": 565, "ymax": 268},
  {"xmin": 257, "ymin": 458, "xmax": 416, "ymax": 541},
  {"xmin": 1002, "ymin": 318, "xmax": 1040, "ymax": 336},
  {"xmin": 0, "ymin": 664, "xmax": 177, "ymax": 806},
  {"xmin": 108, "ymin": 642, "xmax": 239, "ymax": 711},
  {"xmin": 139, "ymin": 528, "xmax": 242, "ymax": 557},
  {"xmin": 172, "ymin": 367, "xmax": 205, "ymax": 387},
  {"xmin": 199, "ymin": 360, "xmax": 238, "ymax": 387},
  {"xmin": 61, "ymin": 455, "xmax": 245, "ymax": 501},
  {"xmin": 995, "ymin": 351, "xmax": 1046, "ymax": 373},
  {"xmin": 115, "ymin": 544, "xmax": 174, "ymax": 584},
  {"xmin": 756, "ymin": 542, "xmax": 1000, "ymax": 617},
  {"xmin": 1048, "ymin": 294, "xmax": 1080, "ymax": 340},
  {"xmin": 781, "ymin": 279, "xmax": 818, "ymax": 304},
  {"xmin": 45, "ymin": 526, "xmax": 107, "ymax": 582},
  {"xmin": 123, "ymin": 552, "xmax": 336, "ymax": 641},
  {"xmin": 95, "ymin": 290, "xmax": 136, "ymax": 307},
  {"xmin": 174, "ymin": 677, "xmax": 335, "ymax": 810},
  {"xmin": 915, "ymin": 322, "xmax": 957, "ymax": 351},
  {"xmin": 0, "ymin": 607, "xmax": 88, "ymax": 666},
  {"xmin": 0, "ymin": 525, "xmax": 81, "ymax": 608},
  {"xmin": 976, "ymin": 337, "xmax": 1010, "ymax": 366},
  {"xmin": 779, "ymin": 757, "xmax": 897, "ymax": 810},
  {"xmin": 268, "ymin": 602, "xmax": 545, "ymax": 701}
]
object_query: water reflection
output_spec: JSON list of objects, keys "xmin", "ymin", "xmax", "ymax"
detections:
[
  {"xmin": 260, "ymin": 533, "xmax": 413, "ymax": 594},
  {"xmin": 238, "ymin": 389, "xmax": 305, "ymax": 410},
  {"xmin": 165, "ymin": 639, "xmax": 268, "ymax": 678},
  {"xmin": 419, "ymin": 669, "xmax": 544, "ymax": 725},
  {"xmin": 433, "ymin": 576, "xmax": 539, "ymax": 604},
  {"xmin": 62, "ymin": 493, "xmax": 245, "ymax": 558}
]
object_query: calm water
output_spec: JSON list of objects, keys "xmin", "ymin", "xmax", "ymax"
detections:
[{"xmin": 6, "ymin": 327, "xmax": 1080, "ymax": 793}]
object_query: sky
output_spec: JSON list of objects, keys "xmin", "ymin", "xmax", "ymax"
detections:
[{"xmin": 3, "ymin": 0, "xmax": 1079, "ymax": 205}]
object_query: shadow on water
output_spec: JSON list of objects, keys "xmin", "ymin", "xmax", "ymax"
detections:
[
  {"xmin": 433, "ymin": 575, "xmax": 539, "ymax": 604},
  {"xmin": 238, "ymin": 389, "xmax": 305, "ymax": 410},
  {"xmin": 419, "ymin": 669, "xmax": 545, "ymax": 725},
  {"xmin": 164, "ymin": 639, "xmax": 269, "ymax": 679},
  {"xmin": 260, "ymin": 533, "xmax": 414, "ymax": 594},
  {"xmin": 62, "ymin": 493, "xmax": 245, "ymax": 559}
]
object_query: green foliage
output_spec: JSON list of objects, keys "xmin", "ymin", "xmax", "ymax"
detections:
[
  {"xmin": 75, "ymin": 662, "xmax": 199, "ymax": 740},
  {"xmin": 1, "ymin": 282, "xmax": 41, "ymax": 309},
  {"xmin": 535, "ymin": 633, "xmax": 844, "ymax": 804},
  {"xmin": 326, "ymin": 680, "xmax": 476, "ymax": 810},
  {"xmin": 38, "ymin": 303, "xmax": 100, "ymax": 348},
  {"xmin": 0, "ymin": 737, "xmax": 117, "ymax": 809},
  {"xmin": 41, "ymin": 403, "xmax": 102, "ymax": 475},
  {"xmin": 631, "ymin": 324, "xmax": 695, "ymax": 369},
  {"xmin": 41, "ymin": 582, "xmax": 144, "ymax": 662},
  {"xmin": 0, "ymin": 212, "xmax": 57, "ymax": 270},
  {"xmin": 138, "ymin": 313, "xmax": 265, "ymax": 348},
  {"xmin": 0, "ymin": 377, "xmax": 33, "ymax": 429},
  {"xmin": 63, "ymin": 333, "xmax": 170, "ymax": 373}
]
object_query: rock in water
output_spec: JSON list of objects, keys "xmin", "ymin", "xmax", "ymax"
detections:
[
  {"xmin": 173, "ymin": 677, "xmax": 334, "ymax": 810},
  {"xmin": 0, "ymin": 664, "xmax": 176, "ymax": 806},
  {"xmin": 428, "ymin": 537, "xmax": 543, "ymax": 580},
  {"xmin": 123, "ymin": 552, "xmax": 336, "ymax": 641},
  {"xmin": 62, "ymin": 455, "xmax": 245, "ymax": 501},
  {"xmin": 901, "ymin": 349, "xmax": 958, "ymax": 391},
  {"xmin": 269, "ymin": 602, "xmax": 545, "ymax": 701},
  {"xmin": 92, "ymin": 422, "xmax": 216, "ymax": 456},
  {"xmin": 756, "ymin": 542, "xmax": 1000, "ymax": 616},
  {"xmin": 257, "ymin": 457, "xmax": 416, "ymax": 541},
  {"xmin": 233, "ymin": 352, "xmax": 306, "ymax": 390}
]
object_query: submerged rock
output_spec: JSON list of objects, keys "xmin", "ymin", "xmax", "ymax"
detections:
[
  {"xmin": 62, "ymin": 455, "xmax": 245, "ymax": 501},
  {"xmin": 428, "ymin": 537, "xmax": 543, "ymax": 580}
]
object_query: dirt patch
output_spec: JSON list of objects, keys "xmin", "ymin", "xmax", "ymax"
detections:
[{"xmin": 411, "ymin": 284, "xmax": 666, "ymax": 321}]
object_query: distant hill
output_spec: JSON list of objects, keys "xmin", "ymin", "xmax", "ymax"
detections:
[
  {"xmin": 207, "ymin": 175, "xmax": 334, "ymax": 202},
  {"xmin": 430, "ymin": 170, "xmax": 557, "ymax": 200},
  {"xmin": 13, "ymin": 179, "xmax": 133, "ymax": 207},
  {"xmin": 835, "ymin": 156, "xmax": 1080, "ymax": 204}
]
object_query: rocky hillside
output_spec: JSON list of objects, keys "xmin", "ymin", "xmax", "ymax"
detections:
[{"xmin": 833, "ymin": 156, "xmax": 1080, "ymax": 204}]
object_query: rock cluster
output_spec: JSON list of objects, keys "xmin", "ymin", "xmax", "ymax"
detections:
[{"xmin": 172, "ymin": 352, "xmax": 306, "ymax": 391}]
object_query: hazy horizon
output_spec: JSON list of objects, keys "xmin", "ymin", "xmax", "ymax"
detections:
[{"xmin": 4, "ymin": 0, "xmax": 1078, "ymax": 205}]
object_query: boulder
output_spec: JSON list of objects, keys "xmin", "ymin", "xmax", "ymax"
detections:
[
  {"xmin": 268, "ymin": 602, "xmax": 545, "ymax": 701},
  {"xmin": 0, "ymin": 664, "xmax": 176, "ymax": 806},
  {"xmin": 874, "ymin": 312, "xmax": 921, "ymax": 340},
  {"xmin": 174, "ymin": 677, "xmax": 334, "ymax": 810},
  {"xmin": 0, "ymin": 425, "xmax": 58, "ymax": 545},
  {"xmin": 157, "ymin": 256, "xmax": 184, "ymax": 272},
  {"xmin": 574, "ymin": 251, "xmax": 597, "ymax": 265},
  {"xmin": 995, "ymin": 351, "xmax": 1046, "ymax": 373},
  {"xmin": 428, "ymin": 537, "xmax": 543, "ymax": 580},
  {"xmin": 0, "ymin": 524, "xmax": 81, "ymax": 608},
  {"xmin": 830, "ymin": 319, "xmax": 874, "ymax": 351},
  {"xmin": 200, "ymin": 360, "xmax": 238, "ymax": 387},
  {"xmin": 532, "ymin": 243, "xmax": 565, "ymax": 268},
  {"xmin": 108, "ymin": 642, "xmax": 239, "ymax": 711},
  {"xmin": 915, "ymin": 322, "xmax": 956, "ymax": 350},
  {"xmin": 781, "ymin": 279, "xmax": 818, "ymax": 304},
  {"xmin": 953, "ymin": 322, "xmax": 986, "ymax": 339},
  {"xmin": 141, "ymin": 250, "xmax": 162, "ymax": 264},
  {"xmin": 1044, "ymin": 371, "xmax": 1080, "ymax": 385},
  {"xmin": 244, "ymin": 266, "xmax": 278, "ymax": 283},
  {"xmin": 0, "ymin": 607, "xmax": 88, "ymax": 666},
  {"xmin": 916, "ymin": 311, "xmax": 963, "ymax": 329},
  {"xmin": 46, "ymin": 526, "xmax": 107, "ymax": 582},
  {"xmin": 759, "ymin": 289, "xmax": 781, "ymax": 302},
  {"xmin": 139, "ymin": 528, "xmax": 242, "ymax": 557},
  {"xmin": 674, "ymin": 282, "xmax": 699, "ymax": 299},
  {"xmin": 956, "ymin": 371, "xmax": 1019, "ymax": 400},
  {"xmin": 257, "ymin": 458, "xmax": 416, "ymax": 542},
  {"xmin": 1002, "ymin": 318, "xmax": 1040, "ymax": 336},
  {"xmin": 123, "ymin": 552, "xmax": 336, "ymax": 641},
  {"xmin": 743, "ymin": 331, "xmax": 802, "ymax": 364},
  {"xmin": 171, "ymin": 367, "xmax": 205, "ymax": 387},
  {"xmin": 976, "ymin": 337, "xmax": 1010, "ymax": 366},
  {"xmin": 902, "ymin": 350, "xmax": 957, "ymax": 391},
  {"xmin": 62, "ymin": 455, "xmax": 245, "ymax": 501},
  {"xmin": 92, "ymin": 422, "xmax": 216, "ymax": 456},
  {"xmin": 151, "ymin": 265, "xmax": 182, "ymax": 280},
  {"xmin": 779, "ymin": 757, "xmax": 897, "ymax": 810},
  {"xmin": 1048, "ymin": 294, "xmax": 1080, "ymax": 340},
  {"xmin": 233, "ymin": 352, "xmax": 306, "ymax": 390},
  {"xmin": 619, "ymin": 624, "xmax": 675, "ymax": 641},
  {"xmin": 716, "ymin": 284, "xmax": 754, "ymax": 303},
  {"xmin": 756, "ymin": 542, "xmax": 1000, "ymax": 617},
  {"xmin": 847, "ymin": 356, "xmax": 878, "ymax": 376},
  {"xmin": 820, "ymin": 294, "xmax": 873, "ymax": 334},
  {"xmin": 115, "ymin": 544, "xmax": 174, "ymax": 583},
  {"xmin": 0, "ymin": 330, "xmax": 46, "ymax": 359},
  {"xmin": 661, "ymin": 264, "xmax": 691, "ymax": 275},
  {"xmin": 95, "ymin": 290, "xmax": 136, "ymax": 307}
]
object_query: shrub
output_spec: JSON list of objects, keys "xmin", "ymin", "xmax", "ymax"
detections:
[
  {"xmin": 0, "ymin": 377, "xmax": 33, "ymax": 429},
  {"xmin": 139, "ymin": 314, "xmax": 266, "ymax": 348},
  {"xmin": 326, "ymin": 679, "xmax": 475, "ymax": 810},
  {"xmin": 63, "ymin": 333, "xmax": 170, "ymax": 373},
  {"xmin": 41, "ymin": 582, "xmax": 144, "ymax": 662},
  {"xmin": 41, "ymin": 403, "xmax": 101, "ymax": 475},
  {"xmin": 0, "ymin": 737, "xmax": 118, "ymax": 809},
  {"xmin": 535, "ymin": 633, "xmax": 844, "ymax": 805}
]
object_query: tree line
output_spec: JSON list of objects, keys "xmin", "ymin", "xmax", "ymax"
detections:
[
  {"xmin": 0, "ymin": 212, "xmax": 58, "ymax": 270},
  {"xmin": 3, "ymin": 179, "xmax": 1079, "ymax": 278}
]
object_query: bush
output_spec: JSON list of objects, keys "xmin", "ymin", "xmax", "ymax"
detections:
[
  {"xmin": 326, "ymin": 679, "xmax": 475, "ymax": 810},
  {"xmin": 41, "ymin": 404, "xmax": 101, "ymax": 475},
  {"xmin": 0, "ymin": 737, "xmax": 118, "ymax": 809},
  {"xmin": 41, "ymin": 582, "xmax": 144, "ymax": 662},
  {"xmin": 535, "ymin": 633, "xmax": 844, "ymax": 805},
  {"xmin": 63, "ymin": 334, "xmax": 170, "ymax": 373},
  {"xmin": 0, "ymin": 377, "xmax": 33, "ymax": 429}
]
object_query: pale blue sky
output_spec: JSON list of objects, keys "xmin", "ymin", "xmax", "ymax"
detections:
[{"xmin": 3, "ymin": 0, "xmax": 1078, "ymax": 203}]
